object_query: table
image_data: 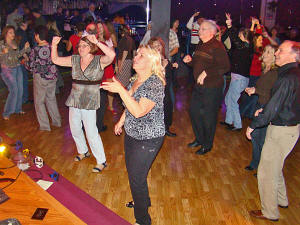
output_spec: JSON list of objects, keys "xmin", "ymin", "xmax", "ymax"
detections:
[{"xmin": 0, "ymin": 157, "xmax": 86, "ymax": 225}]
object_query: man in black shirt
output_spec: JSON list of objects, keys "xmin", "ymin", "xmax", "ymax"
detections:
[{"xmin": 246, "ymin": 40, "xmax": 300, "ymax": 221}]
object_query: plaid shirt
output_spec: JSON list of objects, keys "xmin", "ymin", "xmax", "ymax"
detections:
[{"xmin": 169, "ymin": 29, "xmax": 179, "ymax": 53}]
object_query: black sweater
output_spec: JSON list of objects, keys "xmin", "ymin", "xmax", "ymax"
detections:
[{"xmin": 222, "ymin": 27, "xmax": 252, "ymax": 77}]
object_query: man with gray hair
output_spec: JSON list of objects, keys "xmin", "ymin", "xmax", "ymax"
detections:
[
  {"xmin": 85, "ymin": 3, "xmax": 97, "ymax": 21},
  {"xmin": 246, "ymin": 40, "xmax": 300, "ymax": 221},
  {"xmin": 183, "ymin": 19, "xmax": 230, "ymax": 155}
]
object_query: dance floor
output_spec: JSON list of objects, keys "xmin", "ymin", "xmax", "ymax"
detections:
[{"xmin": 0, "ymin": 73, "xmax": 300, "ymax": 225}]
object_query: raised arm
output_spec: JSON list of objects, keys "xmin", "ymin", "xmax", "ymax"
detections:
[
  {"xmin": 51, "ymin": 36, "xmax": 72, "ymax": 67},
  {"xmin": 86, "ymin": 35, "xmax": 116, "ymax": 69},
  {"xmin": 186, "ymin": 12, "xmax": 199, "ymax": 30}
]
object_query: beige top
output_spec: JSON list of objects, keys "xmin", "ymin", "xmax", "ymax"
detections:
[{"xmin": 65, "ymin": 55, "xmax": 104, "ymax": 110}]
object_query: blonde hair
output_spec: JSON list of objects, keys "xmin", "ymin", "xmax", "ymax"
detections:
[
  {"xmin": 143, "ymin": 45, "xmax": 166, "ymax": 85},
  {"xmin": 260, "ymin": 45, "xmax": 277, "ymax": 72}
]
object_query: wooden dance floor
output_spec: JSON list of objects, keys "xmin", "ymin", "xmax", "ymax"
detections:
[{"xmin": 0, "ymin": 74, "xmax": 299, "ymax": 225}]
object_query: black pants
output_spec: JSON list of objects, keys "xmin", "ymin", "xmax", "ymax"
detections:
[
  {"xmin": 189, "ymin": 86, "xmax": 223, "ymax": 149},
  {"xmin": 124, "ymin": 134, "xmax": 164, "ymax": 225},
  {"xmin": 96, "ymin": 89, "xmax": 107, "ymax": 130},
  {"xmin": 164, "ymin": 76, "xmax": 173, "ymax": 130}
]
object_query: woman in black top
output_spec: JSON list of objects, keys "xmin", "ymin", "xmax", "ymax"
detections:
[
  {"xmin": 148, "ymin": 36, "xmax": 177, "ymax": 137},
  {"xmin": 116, "ymin": 24, "xmax": 136, "ymax": 87},
  {"xmin": 101, "ymin": 45, "xmax": 165, "ymax": 225},
  {"xmin": 220, "ymin": 13, "xmax": 252, "ymax": 130}
]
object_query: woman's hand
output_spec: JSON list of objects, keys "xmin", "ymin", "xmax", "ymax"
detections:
[
  {"xmin": 100, "ymin": 77, "xmax": 124, "ymax": 93},
  {"xmin": 245, "ymin": 87, "xmax": 255, "ymax": 96},
  {"xmin": 24, "ymin": 42, "xmax": 30, "ymax": 49},
  {"xmin": 2, "ymin": 47, "xmax": 8, "ymax": 54},
  {"xmin": 162, "ymin": 59, "xmax": 169, "ymax": 68},
  {"xmin": 114, "ymin": 121, "xmax": 123, "ymax": 135},
  {"xmin": 172, "ymin": 62, "xmax": 178, "ymax": 69},
  {"xmin": 225, "ymin": 13, "xmax": 231, "ymax": 20},
  {"xmin": 86, "ymin": 34, "xmax": 98, "ymax": 45},
  {"xmin": 225, "ymin": 13, "xmax": 232, "ymax": 27},
  {"xmin": 52, "ymin": 36, "xmax": 62, "ymax": 46},
  {"xmin": 183, "ymin": 55, "xmax": 192, "ymax": 63},
  {"xmin": 193, "ymin": 12, "xmax": 200, "ymax": 17}
]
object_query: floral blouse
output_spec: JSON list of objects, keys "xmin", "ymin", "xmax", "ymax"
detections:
[{"xmin": 26, "ymin": 44, "xmax": 58, "ymax": 80}]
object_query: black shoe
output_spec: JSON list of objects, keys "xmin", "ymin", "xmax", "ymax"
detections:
[
  {"xmin": 195, "ymin": 147, "xmax": 211, "ymax": 155},
  {"xmin": 245, "ymin": 166, "xmax": 254, "ymax": 171},
  {"xmin": 98, "ymin": 125, "xmax": 107, "ymax": 132},
  {"xmin": 126, "ymin": 201, "xmax": 134, "ymax": 208},
  {"xmin": 278, "ymin": 205, "xmax": 288, "ymax": 208},
  {"xmin": 227, "ymin": 126, "xmax": 242, "ymax": 131},
  {"xmin": 165, "ymin": 130, "xmax": 176, "ymax": 137},
  {"xmin": 188, "ymin": 140, "xmax": 201, "ymax": 148},
  {"xmin": 219, "ymin": 121, "xmax": 232, "ymax": 127}
]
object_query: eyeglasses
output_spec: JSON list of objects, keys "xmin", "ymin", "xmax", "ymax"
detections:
[{"xmin": 78, "ymin": 44, "xmax": 90, "ymax": 49}]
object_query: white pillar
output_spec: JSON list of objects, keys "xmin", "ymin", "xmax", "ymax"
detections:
[
  {"xmin": 260, "ymin": 0, "xmax": 278, "ymax": 29},
  {"xmin": 146, "ymin": 0, "xmax": 150, "ymax": 25}
]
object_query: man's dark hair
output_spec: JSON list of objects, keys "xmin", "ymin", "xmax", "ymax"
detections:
[
  {"xmin": 35, "ymin": 25, "xmax": 48, "ymax": 41},
  {"xmin": 76, "ymin": 22, "xmax": 86, "ymax": 32}
]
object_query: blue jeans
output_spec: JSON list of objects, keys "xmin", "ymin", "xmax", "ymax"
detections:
[
  {"xmin": 1, "ymin": 66, "xmax": 23, "ymax": 117},
  {"xmin": 225, "ymin": 73, "xmax": 249, "ymax": 129},
  {"xmin": 240, "ymin": 75, "xmax": 260, "ymax": 118},
  {"xmin": 21, "ymin": 65, "xmax": 29, "ymax": 103}
]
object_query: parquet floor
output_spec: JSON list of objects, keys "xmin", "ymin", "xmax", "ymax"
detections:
[{"xmin": 0, "ymin": 72, "xmax": 299, "ymax": 225}]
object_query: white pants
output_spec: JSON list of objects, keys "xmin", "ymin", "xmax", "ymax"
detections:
[{"xmin": 69, "ymin": 107, "xmax": 106, "ymax": 164}]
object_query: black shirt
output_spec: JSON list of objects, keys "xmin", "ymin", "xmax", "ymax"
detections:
[
  {"xmin": 250, "ymin": 62, "xmax": 300, "ymax": 128},
  {"xmin": 222, "ymin": 27, "xmax": 252, "ymax": 77}
]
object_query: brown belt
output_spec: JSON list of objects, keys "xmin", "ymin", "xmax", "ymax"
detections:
[{"xmin": 72, "ymin": 79, "xmax": 102, "ymax": 85}]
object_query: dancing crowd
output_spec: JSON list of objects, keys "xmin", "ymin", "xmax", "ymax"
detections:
[{"xmin": 0, "ymin": 2, "xmax": 300, "ymax": 225}]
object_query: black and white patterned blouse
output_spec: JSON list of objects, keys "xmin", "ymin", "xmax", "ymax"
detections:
[{"xmin": 124, "ymin": 74, "xmax": 165, "ymax": 140}]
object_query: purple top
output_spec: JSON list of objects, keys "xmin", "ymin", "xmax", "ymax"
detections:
[{"xmin": 26, "ymin": 44, "xmax": 58, "ymax": 80}]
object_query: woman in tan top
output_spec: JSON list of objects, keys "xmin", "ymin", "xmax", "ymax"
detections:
[
  {"xmin": 51, "ymin": 34, "xmax": 115, "ymax": 172},
  {"xmin": 244, "ymin": 45, "xmax": 278, "ymax": 171}
]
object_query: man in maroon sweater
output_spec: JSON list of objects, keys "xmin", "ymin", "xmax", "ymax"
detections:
[{"xmin": 184, "ymin": 20, "xmax": 230, "ymax": 155}]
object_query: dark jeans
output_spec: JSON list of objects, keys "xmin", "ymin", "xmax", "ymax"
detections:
[
  {"xmin": 96, "ymin": 89, "xmax": 108, "ymax": 130},
  {"xmin": 240, "ymin": 75, "xmax": 260, "ymax": 118},
  {"xmin": 249, "ymin": 103, "xmax": 267, "ymax": 169},
  {"xmin": 189, "ymin": 86, "xmax": 223, "ymax": 149},
  {"xmin": 124, "ymin": 134, "xmax": 164, "ymax": 225}
]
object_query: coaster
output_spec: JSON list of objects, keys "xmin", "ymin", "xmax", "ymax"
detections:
[{"xmin": 31, "ymin": 208, "xmax": 48, "ymax": 220}]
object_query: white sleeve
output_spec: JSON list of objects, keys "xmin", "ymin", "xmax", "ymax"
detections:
[
  {"xmin": 140, "ymin": 30, "xmax": 151, "ymax": 45},
  {"xmin": 186, "ymin": 16, "xmax": 194, "ymax": 30}
]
